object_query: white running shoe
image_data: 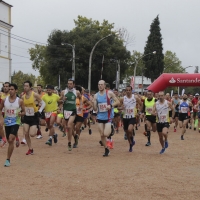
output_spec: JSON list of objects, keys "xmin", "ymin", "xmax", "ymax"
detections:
[
  {"xmin": 36, "ymin": 135, "xmax": 43, "ymax": 139},
  {"xmin": 21, "ymin": 138, "xmax": 27, "ymax": 144}
]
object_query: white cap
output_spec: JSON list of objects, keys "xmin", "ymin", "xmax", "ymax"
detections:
[{"xmin": 195, "ymin": 93, "xmax": 199, "ymax": 96}]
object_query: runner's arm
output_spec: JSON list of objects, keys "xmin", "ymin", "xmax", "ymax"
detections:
[
  {"xmin": 83, "ymin": 97, "xmax": 92, "ymax": 110},
  {"xmin": 151, "ymin": 103, "xmax": 157, "ymax": 116},
  {"xmin": 92, "ymin": 94, "xmax": 98, "ymax": 112},
  {"xmin": 19, "ymin": 99, "xmax": 25, "ymax": 116},
  {"xmin": 34, "ymin": 93, "xmax": 46, "ymax": 113},
  {"xmin": 109, "ymin": 91, "xmax": 120, "ymax": 108},
  {"xmin": 168, "ymin": 102, "xmax": 175, "ymax": 118}
]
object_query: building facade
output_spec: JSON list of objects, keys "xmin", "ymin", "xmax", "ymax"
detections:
[{"xmin": 0, "ymin": 0, "xmax": 13, "ymax": 87}]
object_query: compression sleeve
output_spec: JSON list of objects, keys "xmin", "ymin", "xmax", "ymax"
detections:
[{"xmin": 38, "ymin": 100, "xmax": 46, "ymax": 113}]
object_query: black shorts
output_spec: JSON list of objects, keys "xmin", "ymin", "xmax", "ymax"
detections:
[
  {"xmin": 178, "ymin": 113, "xmax": 189, "ymax": 121},
  {"xmin": 5, "ymin": 124, "xmax": 20, "ymax": 140},
  {"xmin": 114, "ymin": 112, "xmax": 120, "ymax": 118},
  {"xmin": 123, "ymin": 118, "xmax": 136, "ymax": 131},
  {"xmin": 174, "ymin": 112, "xmax": 179, "ymax": 118},
  {"xmin": 24, "ymin": 115, "xmax": 39, "ymax": 126},
  {"xmin": 92, "ymin": 113, "xmax": 97, "ymax": 116},
  {"xmin": 74, "ymin": 115, "xmax": 84, "ymax": 123},
  {"xmin": 63, "ymin": 110, "xmax": 76, "ymax": 120},
  {"xmin": 97, "ymin": 119, "xmax": 111, "ymax": 123},
  {"xmin": 157, "ymin": 122, "xmax": 169, "ymax": 132},
  {"xmin": 145, "ymin": 115, "xmax": 156, "ymax": 124}
]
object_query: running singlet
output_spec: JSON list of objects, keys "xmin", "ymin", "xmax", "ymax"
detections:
[
  {"xmin": 63, "ymin": 88, "xmax": 76, "ymax": 112},
  {"xmin": 173, "ymin": 98, "xmax": 180, "ymax": 112},
  {"xmin": 42, "ymin": 93, "xmax": 59, "ymax": 113},
  {"xmin": 4, "ymin": 96, "xmax": 21, "ymax": 126},
  {"xmin": 76, "ymin": 96, "xmax": 84, "ymax": 117},
  {"xmin": 23, "ymin": 92, "xmax": 38, "ymax": 116},
  {"xmin": 179, "ymin": 100, "xmax": 189, "ymax": 113},
  {"xmin": 96, "ymin": 91, "xmax": 111, "ymax": 121},
  {"xmin": 156, "ymin": 100, "xmax": 169, "ymax": 123},
  {"xmin": 123, "ymin": 95, "xmax": 136, "ymax": 119}
]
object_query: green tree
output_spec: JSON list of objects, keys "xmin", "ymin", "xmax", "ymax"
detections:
[
  {"xmin": 163, "ymin": 51, "xmax": 185, "ymax": 73},
  {"xmin": 143, "ymin": 15, "xmax": 164, "ymax": 82},
  {"xmin": 29, "ymin": 16, "xmax": 131, "ymax": 90},
  {"xmin": 11, "ymin": 71, "xmax": 37, "ymax": 94}
]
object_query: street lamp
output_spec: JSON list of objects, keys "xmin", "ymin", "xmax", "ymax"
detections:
[
  {"xmin": 88, "ymin": 33, "xmax": 118, "ymax": 93},
  {"xmin": 133, "ymin": 51, "xmax": 156, "ymax": 91},
  {"xmin": 61, "ymin": 43, "xmax": 75, "ymax": 80}
]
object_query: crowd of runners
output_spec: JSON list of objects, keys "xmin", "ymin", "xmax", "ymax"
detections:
[{"xmin": 0, "ymin": 79, "xmax": 199, "ymax": 167}]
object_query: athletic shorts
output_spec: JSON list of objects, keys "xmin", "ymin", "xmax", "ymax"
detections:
[
  {"xmin": 178, "ymin": 113, "xmax": 189, "ymax": 121},
  {"xmin": 193, "ymin": 112, "xmax": 197, "ymax": 118},
  {"xmin": 45, "ymin": 112, "xmax": 57, "ymax": 122},
  {"xmin": 74, "ymin": 115, "xmax": 84, "ymax": 123},
  {"xmin": 92, "ymin": 113, "xmax": 97, "ymax": 116},
  {"xmin": 83, "ymin": 112, "xmax": 89, "ymax": 119},
  {"xmin": 97, "ymin": 119, "xmax": 111, "ymax": 123},
  {"xmin": 63, "ymin": 110, "xmax": 76, "ymax": 120},
  {"xmin": 156, "ymin": 122, "xmax": 169, "ymax": 132},
  {"xmin": 174, "ymin": 112, "xmax": 179, "ymax": 118},
  {"xmin": 123, "ymin": 118, "xmax": 136, "ymax": 131},
  {"xmin": 145, "ymin": 115, "xmax": 156, "ymax": 124},
  {"xmin": 57, "ymin": 113, "xmax": 64, "ymax": 119},
  {"xmin": 5, "ymin": 124, "xmax": 19, "ymax": 140},
  {"xmin": 24, "ymin": 115, "xmax": 39, "ymax": 126}
]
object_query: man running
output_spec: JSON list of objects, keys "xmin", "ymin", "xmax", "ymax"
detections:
[
  {"xmin": 143, "ymin": 90, "xmax": 157, "ymax": 146},
  {"xmin": 22, "ymin": 81, "xmax": 45, "ymax": 155},
  {"xmin": 152, "ymin": 91, "xmax": 174, "ymax": 154},
  {"xmin": 92, "ymin": 80, "xmax": 119, "ymax": 156},
  {"xmin": 42, "ymin": 85, "xmax": 61, "ymax": 146},
  {"xmin": 172, "ymin": 92, "xmax": 180, "ymax": 132},
  {"xmin": 119, "ymin": 85, "xmax": 142, "ymax": 152},
  {"xmin": 0, "ymin": 84, "xmax": 25, "ymax": 166},
  {"xmin": 60, "ymin": 79, "xmax": 82, "ymax": 151}
]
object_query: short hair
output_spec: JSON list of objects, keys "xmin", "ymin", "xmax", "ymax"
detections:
[
  {"xmin": 106, "ymin": 83, "xmax": 110, "ymax": 88},
  {"xmin": 4, "ymin": 82, "xmax": 10, "ymax": 86},
  {"xmin": 10, "ymin": 83, "xmax": 18, "ymax": 90},
  {"xmin": 46, "ymin": 85, "xmax": 54, "ymax": 90},
  {"xmin": 113, "ymin": 88, "xmax": 118, "ymax": 92},
  {"xmin": 24, "ymin": 81, "xmax": 32, "ymax": 87},
  {"xmin": 37, "ymin": 84, "xmax": 43, "ymax": 88},
  {"xmin": 126, "ymin": 85, "xmax": 132, "ymax": 90},
  {"xmin": 68, "ymin": 78, "xmax": 75, "ymax": 84},
  {"xmin": 75, "ymin": 85, "xmax": 82, "ymax": 93}
]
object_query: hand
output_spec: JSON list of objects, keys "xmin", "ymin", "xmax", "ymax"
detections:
[
  {"xmin": 106, "ymin": 105, "xmax": 111, "ymax": 110},
  {"xmin": 18, "ymin": 112, "xmax": 24, "ymax": 117}
]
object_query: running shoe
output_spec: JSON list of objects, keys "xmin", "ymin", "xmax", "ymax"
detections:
[
  {"xmin": 189, "ymin": 126, "xmax": 192, "ymax": 129},
  {"xmin": 135, "ymin": 126, "xmax": 138, "ymax": 130},
  {"xmin": 21, "ymin": 138, "xmax": 27, "ymax": 145},
  {"xmin": 4, "ymin": 159, "xmax": 10, "ymax": 167},
  {"xmin": 124, "ymin": 133, "xmax": 128, "ymax": 140},
  {"xmin": 129, "ymin": 144, "xmax": 133, "ymax": 152},
  {"xmin": 145, "ymin": 142, "xmax": 151, "ymax": 146},
  {"xmin": 165, "ymin": 141, "xmax": 168, "ymax": 148},
  {"xmin": 45, "ymin": 138, "xmax": 52, "ymax": 146},
  {"xmin": 74, "ymin": 134, "xmax": 79, "ymax": 145},
  {"xmin": 81, "ymin": 126, "xmax": 84, "ymax": 130},
  {"xmin": 194, "ymin": 127, "xmax": 196, "ymax": 131},
  {"xmin": 0, "ymin": 138, "xmax": 6, "ymax": 147},
  {"xmin": 26, "ymin": 149, "xmax": 33, "ymax": 155},
  {"xmin": 160, "ymin": 148, "xmax": 165, "ymax": 154},
  {"xmin": 131, "ymin": 137, "xmax": 135, "ymax": 146},
  {"xmin": 53, "ymin": 133, "xmax": 58, "ymax": 143},
  {"xmin": 174, "ymin": 128, "xmax": 176, "ymax": 132},
  {"xmin": 62, "ymin": 133, "xmax": 66, "ymax": 137},
  {"xmin": 73, "ymin": 143, "xmax": 77, "ymax": 148},
  {"xmin": 36, "ymin": 135, "xmax": 43, "ymax": 139},
  {"xmin": 99, "ymin": 140, "xmax": 103, "ymax": 146},
  {"xmin": 103, "ymin": 148, "xmax": 110, "ymax": 157},
  {"xmin": 181, "ymin": 135, "xmax": 184, "ymax": 140},
  {"xmin": 89, "ymin": 129, "xmax": 92, "ymax": 135},
  {"xmin": 68, "ymin": 143, "xmax": 72, "ymax": 151},
  {"xmin": 45, "ymin": 127, "xmax": 48, "ymax": 132}
]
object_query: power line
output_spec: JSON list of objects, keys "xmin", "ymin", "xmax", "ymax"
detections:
[{"xmin": 0, "ymin": 50, "xmax": 30, "ymax": 58}]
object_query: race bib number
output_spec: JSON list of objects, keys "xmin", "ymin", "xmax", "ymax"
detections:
[
  {"xmin": 181, "ymin": 107, "xmax": 188, "ymax": 113},
  {"xmin": 98, "ymin": 103, "xmax": 107, "ymax": 112},
  {"xmin": 77, "ymin": 107, "xmax": 82, "ymax": 115},
  {"xmin": 25, "ymin": 107, "xmax": 34, "ymax": 116},
  {"xmin": 6, "ymin": 109, "xmax": 16, "ymax": 117},
  {"xmin": 146, "ymin": 107, "xmax": 153, "ymax": 114},
  {"xmin": 160, "ymin": 115, "xmax": 167, "ymax": 123},
  {"xmin": 125, "ymin": 108, "xmax": 134, "ymax": 115},
  {"xmin": 64, "ymin": 111, "xmax": 72, "ymax": 119},
  {"xmin": 45, "ymin": 112, "xmax": 52, "ymax": 118}
]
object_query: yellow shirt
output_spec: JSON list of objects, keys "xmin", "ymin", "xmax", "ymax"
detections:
[
  {"xmin": 0, "ymin": 92, "xmax": 9, "ymax": 100},
  {"xmin": 23, "ymin": 92, "xmax": 38, "ymax": 116},
  {"xmin": 42, "ymin": 93, "xmax": 59, "ymax": 113}
]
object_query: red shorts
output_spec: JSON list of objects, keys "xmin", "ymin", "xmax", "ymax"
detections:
[{"xmin": 45, "ymin": 112, "xmax": 57, "ymax": 122}]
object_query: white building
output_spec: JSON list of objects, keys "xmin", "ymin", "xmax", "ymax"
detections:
[
  {"xmin": 119, "ymin": 76, "xmax": 152, "ymax": 93},
  {"xmin": 0, "ymin": 0, "xmax": 13, "ymax": 87}
]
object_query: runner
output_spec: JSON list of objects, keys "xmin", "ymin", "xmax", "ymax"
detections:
[
  {"xmin": 119, "ymin": 85, "xmax": 142, "ymax": 152},
  {"xmin": 188, "ymin": 94, "xmax": 194, "ymax": 129},
  {"xmin": 60, "ymin": 78, "xmax": 82, "ymax": 151},
  {"xmin": 22, "ymin": 81, "xmax": 46, "ymax": 155},
  {"xmin": 42, "ymin": 85, "xmax": 61, "ymax": 146},
  {"xmin": 177, "ymin": 94, "xmax": 192, "ymax": 140},
  {"xmin": 143, "ymin": 90, "xmax": 157, "ymax": 146},
  {"xmin": 0, "ymin": 83, "xmax": 25, "ymax": 167},
  {"xmin": 113, "ymin": 89, "xmax": 121, "ymax": 133},
  {"xmin": 152, "ymin": 91, "xmax": 174, "ymax": 154},
  {"xmin": 172, "ymin": 92, "xmax": 180, "ymax": 132},
  {"xmin": 192, "ymin": 93, "xmax": 199, "ymax": 131},
  {"xmin": 92, "ymin": 80, "xmax": 119, "ymax": 156}
]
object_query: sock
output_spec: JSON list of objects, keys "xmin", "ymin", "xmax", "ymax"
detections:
[
  {"xmin": 195, "ymin": 119, "xmax": 198, "ymax": 128},
  {"xmin": 147, "ymin": 131, "xmax": 151, "ymax": 143}
]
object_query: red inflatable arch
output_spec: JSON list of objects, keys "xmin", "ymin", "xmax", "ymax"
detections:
[{"xmin": 147, "ymin": 73, "xmax": 200, "ymax": 93}]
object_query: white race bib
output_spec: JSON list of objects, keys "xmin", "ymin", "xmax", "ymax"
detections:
[
  {"xmin": 181, "ymin": 107, "xmax": 188, "ymax": 113},
  {"xmin": 25, "ymin": 107, "xmax": 34, "ymax": 116},
  {"xmin": 64, "ymin": 111, "xmax": 72, "ymax": 119},
  {"xmin": 98, "ymin": 103, "xmax": 107, "ymax": 112},
  {"xmin": 6, "ymin": 109, "xmax": 16, "ymax": 117},
  {"xmin": 45, "ymin": 112, "xmax": 52, "ymax": 118},
  {"xmin": 159, "ymin": 115, "xmax": 167, "ymax": 123},
  {"xmin": 77, "ymin": 107, "xmax": 82, "ymax": 115}
]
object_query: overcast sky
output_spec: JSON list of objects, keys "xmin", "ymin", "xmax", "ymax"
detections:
[{"xmin": 6, "ymin": 0, "xmax": 200, "ymax": 76}]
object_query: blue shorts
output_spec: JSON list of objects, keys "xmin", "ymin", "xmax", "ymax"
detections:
[{"xmin": 83, "ymin": 113, "xmax": 89, "ymax": 119}]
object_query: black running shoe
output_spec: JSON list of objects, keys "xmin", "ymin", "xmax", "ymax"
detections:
[
  {"xmin": 45, "ymin": 128, "xmax": 48, "ymax": 132},
  {"xmin": 89, "ymin": 129, "xmax": 92, "ymax": 135},
  {"xmin": 74, "ymin": 134, "xmax": 79, "ymax": 145},
  {"xmin": 53, "ymin": 133, "xmax": 58, "ymax": 143},
  {"xmin": 99, "ymin": 140, "xmax": 103, "ymax": 146},
  {"xmin": 194, "ymin": 128, "xmax": 196, "ymax": 131},
  {"xmin": 103, "ymin": 148, "xmax": 110, "ymax": 157},
  {"xmin": 45, "ymin": 138, "xmax": 52, "ymax": 146}
]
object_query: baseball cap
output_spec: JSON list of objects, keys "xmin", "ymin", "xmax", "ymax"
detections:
[{"xmin": 195, "ymin": 93, "xmax": 199, "ymax": 96}]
